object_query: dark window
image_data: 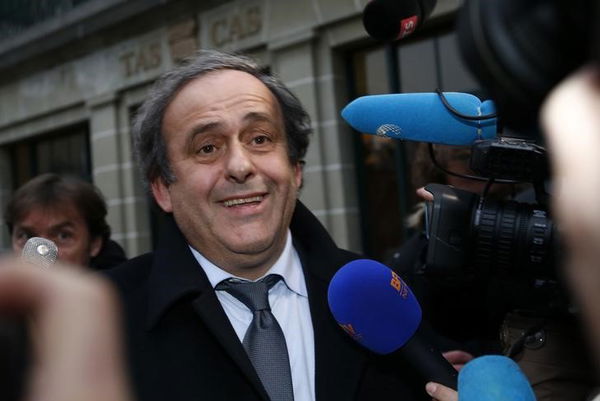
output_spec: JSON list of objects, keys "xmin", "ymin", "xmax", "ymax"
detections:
[
  {"xmin": 0, "ymin": 0, "xmax": 94, "ymax": 41},
  {"xmin": 9, "ymin": 124, "xmax": 91, "ymax": 188}
]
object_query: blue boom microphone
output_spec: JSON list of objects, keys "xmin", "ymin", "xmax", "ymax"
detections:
[
  {"xmin": 459, "ymin": 355, "xmax": 536, "ymax": 401},
  {"xmin": 341, "ymin": 92, "xmax": 497, "ymax": 145},
  {"xmin": 328, "ymin": 259, "xmax": 458, "ymax": 389}
]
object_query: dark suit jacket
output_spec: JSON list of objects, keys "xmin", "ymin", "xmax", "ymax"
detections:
[{"xmin": 105, "ymin": 201, "xmax": 426, "ymax": 401}]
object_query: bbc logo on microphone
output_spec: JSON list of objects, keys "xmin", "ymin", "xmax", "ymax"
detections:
[{"xmin": 390, "ymin": 271, "xmax": 409, "ymax": 299}]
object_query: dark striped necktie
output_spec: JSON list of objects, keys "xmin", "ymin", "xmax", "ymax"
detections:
[{"xmin": 216, "ymin": 275, "xmax": 294, "ymax": 401}]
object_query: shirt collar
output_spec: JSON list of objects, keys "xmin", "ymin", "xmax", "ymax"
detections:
[{"xmin": 189, "ymin": 230, "xmax": 307, "ymax": 297}]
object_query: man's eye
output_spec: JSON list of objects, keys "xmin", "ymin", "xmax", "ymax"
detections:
[
  {"xmin": 198, "ymin": 144, "xmax": 216, "ymax": 154},
  {"xmin": 15, "ymin": 231, "xmax": 31, "ymax": 241},
  {"xmin": 57, "ymin": 232, "xmax": 73, "ymax": 241},
  {"xmin": 253, "ymin": 135, "xmax": 270, "ymax": 145}
]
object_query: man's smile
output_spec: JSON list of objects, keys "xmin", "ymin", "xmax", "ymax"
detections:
[{"xmin": 222, "ymin": 195, "xmax": 264, "ymax": 207}]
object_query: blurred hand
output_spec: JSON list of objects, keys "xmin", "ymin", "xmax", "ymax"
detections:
[
  {"xmin": 426, "ymin": 381, "xmax": 458, "ymax": 401},
  {"xmin": 541, "ymin": 64, "xmax": 600, "ymax": 363},
  {"xmin": 542, "ymin": 64, "xmax": 600, "ymax": 261},
  {"xmin": 442, "ymin": 349, "xmax": 474, "ymax": 371},
  {"xmin": 0, "ymin": 257, "xmax": 132, "ymax": 401},
  {"xmin": 416, "ymin": 187, "xmax": 434, "ymax": 202}
]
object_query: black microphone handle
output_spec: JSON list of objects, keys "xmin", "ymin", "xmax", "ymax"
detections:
[{"xmin": 397, "ymin": 325, "xmax": 458, "ymax": 390}]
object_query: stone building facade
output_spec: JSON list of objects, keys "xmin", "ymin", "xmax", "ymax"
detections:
[{"xmin": 0, "ymin": 0, "xmax": 467, "ymax": 260}]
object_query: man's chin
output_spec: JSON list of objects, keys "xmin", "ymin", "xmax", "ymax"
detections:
[
  {"xmin": 227, "ymin": 238, "xmax": 273, "ymax": 257},
  {"xmin": 225, "ymin": 233, "xmax": 286, "ymax": 260}
]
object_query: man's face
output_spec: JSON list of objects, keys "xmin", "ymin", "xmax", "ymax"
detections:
[
  {"xmin": 11, "ymin": 202, "xmax": 102, "ymax": 267},
  {"xmin": 445, "ymin": 158, "xmax": 512, "ymax": 199},
  {"xmin": 152, "ymin": 69, "xmax": 302, "ymax": 279}
]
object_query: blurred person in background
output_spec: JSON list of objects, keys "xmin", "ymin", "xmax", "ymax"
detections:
[{"xmin": 3, "ymin": 173, "xmax": 126, "ymax": 269}]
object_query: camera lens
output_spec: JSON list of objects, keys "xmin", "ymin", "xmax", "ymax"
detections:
[{"xmin": 472, "ymin": 199, "xmax": 555, "ymax": 278}]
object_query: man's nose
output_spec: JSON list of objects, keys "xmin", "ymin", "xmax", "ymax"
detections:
[{"xmin": 225, "ymin": 142, "xmax": 255, "ymax": 183}]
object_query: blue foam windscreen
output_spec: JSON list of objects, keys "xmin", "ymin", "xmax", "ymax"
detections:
[
  {"xmin": 459, "ymin": 355, "xmax": 536, "ymax": 401},
  {"xmin": 341, "ymin": 92, "xmax": 497, "ymax": 145},
  {"xmin": 327, "ymin": 259, "xmax": 422, "ymax": 354}
]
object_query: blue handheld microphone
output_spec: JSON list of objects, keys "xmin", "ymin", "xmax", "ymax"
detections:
[
  {"xmin": 341, "ymin": 92, "xmax": 497, "ymax": 145},
  {"xmin": 459, "ymin": 355, "xmax": 536, "ymax": 401},
  {"xmin": 328, "ymin": 259, "xmax": 458, "ymax": 389}
]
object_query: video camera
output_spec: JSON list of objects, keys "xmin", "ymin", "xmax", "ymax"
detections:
[{"xmin": 361, "ymin": 0, "xmax": 598, "ymax": 311}]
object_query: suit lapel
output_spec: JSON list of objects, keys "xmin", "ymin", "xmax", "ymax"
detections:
[
  {"xmin": 146, "ymin": 215, "xmax": 269, "ymax": 400},
  {"xmin": 306, "ymin": 272, "xmax": 367, "ymax": 400},
  {"xmin": 291, "ymin": 202, "xmax": 367, "ymax": 400},
  {"xmin": 191, "ymin": 292, "xmax": 270, "ymax": 400}
]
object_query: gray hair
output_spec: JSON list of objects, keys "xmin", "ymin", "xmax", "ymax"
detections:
[{"xmin": 133, "ymin": 49, "xmax": 312, "ymax": 186}]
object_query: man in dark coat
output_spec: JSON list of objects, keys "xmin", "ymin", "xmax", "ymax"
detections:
[{"xmin": 106, "ymin": 49, "xmax": 426, "ymax": 401}]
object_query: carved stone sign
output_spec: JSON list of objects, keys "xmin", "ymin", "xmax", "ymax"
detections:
[
  {"xmin": 204, "ymin": 1, "xmax": 264, "ymax": 49},
  {"xmin": 119, "ymin": 40, "xmax": 162, "ymax": 78}
]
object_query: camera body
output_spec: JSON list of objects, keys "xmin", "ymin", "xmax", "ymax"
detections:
[
  {"xmin": 422, "ymin": 140, "xmax": 557, "ymax": 302},
  {"xmin": 424, "ymin": 137, "xmax": 554, "ymax": 275},
  {"xmin": 421, "ymin": 0, "xmax": 596, "ymax": 311},
  {"xmin": 362, "ymin": 0, "xmax": 596, "ymax": 311}
]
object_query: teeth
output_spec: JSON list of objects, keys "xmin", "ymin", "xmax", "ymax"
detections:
[{"xmin": 223, "ymin": 196, "xmax": 263, "ymax": 207}]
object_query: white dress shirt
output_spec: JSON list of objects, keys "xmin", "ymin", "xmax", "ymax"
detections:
[{"xmin": 190, "ymin": 230, "xmax": 315, "ymax": 401}]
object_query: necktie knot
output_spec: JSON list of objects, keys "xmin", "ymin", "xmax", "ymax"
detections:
[{"xmin": 216, "ymin": 274, "xmax": 282, "ymax": 313}]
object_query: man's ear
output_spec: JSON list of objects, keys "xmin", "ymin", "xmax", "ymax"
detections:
[
  {"xmin": 151, "ymin": 178, "xmax": 174, "ymax": 213},
  {"xmin": 89, "ymin": 236, "xmax": 103, "ymax": 258},
  {"xmin": 294, "ymin": 161, "xmax": 304, "ymax": 190}
]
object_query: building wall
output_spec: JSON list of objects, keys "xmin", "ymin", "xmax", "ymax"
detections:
[{"xmin": 0, "ymin": 0, "xmax": 460, "ymax": 255}]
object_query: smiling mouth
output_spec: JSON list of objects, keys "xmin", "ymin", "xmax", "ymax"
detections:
[{"xmin": 223, "ymin": 195, "xmax": 264, "ymax": 207}]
